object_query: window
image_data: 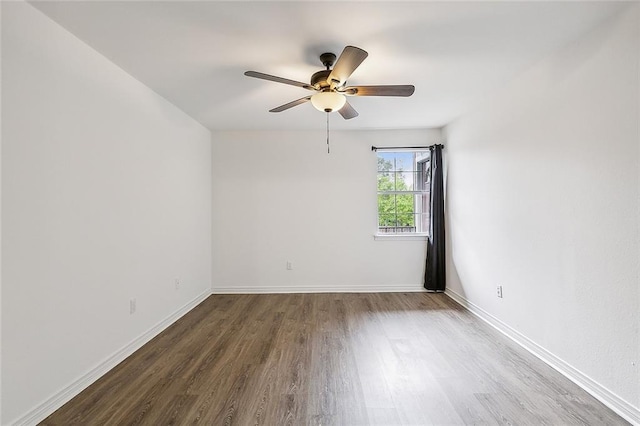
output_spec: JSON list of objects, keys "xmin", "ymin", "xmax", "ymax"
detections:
[{"xmin": 377, "ymin": 150, "xmax": 430, "ymax": 235}]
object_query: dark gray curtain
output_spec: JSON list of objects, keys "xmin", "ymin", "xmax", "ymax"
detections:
[{"xmin": 424, "ymin": 144, "xmax": 445, "ymax": 291}]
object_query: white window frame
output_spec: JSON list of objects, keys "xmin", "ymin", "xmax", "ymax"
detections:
[{"xmin": 374, "ymin": 148, "xmax": 431, "ymax": 241}]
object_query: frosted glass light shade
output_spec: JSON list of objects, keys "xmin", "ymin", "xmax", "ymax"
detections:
[{"xmin": 311, "ymin": 92, "xmax": 346, "ymax": 113}]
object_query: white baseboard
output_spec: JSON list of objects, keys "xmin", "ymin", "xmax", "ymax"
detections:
[
  {"xmin": 211, "ymin": 284, "xmax": 427, "ymax": 294},
  {"xmin": 13, "ymin": 290, "xmax": 211, "ymax": 426},
  {"xmin": 445, "ymin": 288, "xmax": 640, "ymax": 425}
]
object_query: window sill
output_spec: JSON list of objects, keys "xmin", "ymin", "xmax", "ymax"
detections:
[{"xmin": 374, "ymin": 233, "xmax": 429, "ymax": 241}]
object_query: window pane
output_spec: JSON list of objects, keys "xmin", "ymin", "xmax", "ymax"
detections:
[
  {"xmin": 378, "ymin": 194, "xmax": 395, "ymax": 211},
  {"xmin": 394, "ymin": 194, "xmax": 414, "ymax": 213},
  {"xmin": 394, "ymin": 153, "xmax": 414, "ymax": 172},
  {"xmin": 391, "ymin": 172, "xmax": 399, "ymax": 190},
  {"xmin": 378, "ymin": 214, "xmax": 396, "ymax": 227},
  {"xmin": 397, "ymin": 171, "xmax": 414, "ymax": 191},
  {"xmin": 396, "ymin": 213, "xmax": 415, "ymax": 227},
  {"xmin": 377, "ymin": 172, "xmax": 394, "ymax": 191},
  {"xmin": 377, "ymin": 154, "xmax": 394, "ymax": 172}
]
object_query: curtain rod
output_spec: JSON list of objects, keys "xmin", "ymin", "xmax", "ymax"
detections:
[{"xmin": 371, "ymin": 144, "xmax": 443, "ymax": 152}]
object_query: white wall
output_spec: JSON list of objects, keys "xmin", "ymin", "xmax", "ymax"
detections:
[
  {"xmin": 212, "ymin": 128, "xmax": 440, "ymax": 292},
  {"xmin": 1, "ymin": 2, "xmax": 212, "ymax": 424},
  {"xmin": 444, "ymin": 4, "xmax": 640, "ymax": 420}
]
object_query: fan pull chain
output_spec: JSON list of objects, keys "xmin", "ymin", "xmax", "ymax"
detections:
[{"xmin": 326, "ymin": 112, "xmax": 330, "ymax": 154}]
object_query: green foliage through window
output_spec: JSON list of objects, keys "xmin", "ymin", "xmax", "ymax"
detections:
[{"xmin": 376, "ymin": 152, "xmax": 430, "ymax": 234}]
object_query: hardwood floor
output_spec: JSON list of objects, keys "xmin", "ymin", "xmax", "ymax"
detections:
[{"xmin": 42, "ymin": 293, "xmax": 628, "ymax": 425}]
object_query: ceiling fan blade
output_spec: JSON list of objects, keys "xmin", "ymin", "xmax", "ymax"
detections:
[
  {"xmin": 269, "ymin": 96, "xmax": 312, "ymax": 113},
  {"xmin": 245, "ymin": 71, "xmax": 315, "ymax": 90},
  {"xmin": 342, "ymin": 85, "xmax": 415, "ymax": 97},
  {"xmin": 338, "ymin": 101, "xmax": 359, "ymax": 120},
  {"xmin": 328, "ymin": 46, "xmax": 368, "ymax": 88}
]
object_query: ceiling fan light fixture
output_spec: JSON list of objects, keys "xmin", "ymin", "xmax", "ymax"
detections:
[{"xmin": 311, "ymin": 91, "xmax": 346, "ymax": 113}]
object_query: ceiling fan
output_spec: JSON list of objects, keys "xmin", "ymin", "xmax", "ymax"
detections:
[{"xmin": 244, "ymin": 46, "xmax": 415, "ymax": 120}]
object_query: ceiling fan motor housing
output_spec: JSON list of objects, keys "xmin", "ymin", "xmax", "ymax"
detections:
[
  {"xmin": 311, "ymin": 69, "xmax": 331, "ymax": 89},
  {"xmin": 311, "ymin": 52, "xmax": 338, "ymax": 89}
]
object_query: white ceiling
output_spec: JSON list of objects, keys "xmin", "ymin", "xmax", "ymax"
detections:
[{"xmin": 30, "ymin": 1, "xmax": 627, "ymax": 131}]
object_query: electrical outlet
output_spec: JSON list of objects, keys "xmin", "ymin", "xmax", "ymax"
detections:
[
  {"xmin": 175, "ymin": 278, "xmax": 181, "ymax": 290},
  {"xmin": 130, "ymin": 298, "xmax": 137, "ymax": 314},
  {"xmin": 497, "ymin": 285, "xmax": 503, "ymax": 298},
  {"xmin": 286, "ymin": 261, "xmax": 293, "ymax": 270}
]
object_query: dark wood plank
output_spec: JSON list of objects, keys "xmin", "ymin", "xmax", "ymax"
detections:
[{"xmin": 41, "ymin": 293, "xmax": 629, "ymax": 425}]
